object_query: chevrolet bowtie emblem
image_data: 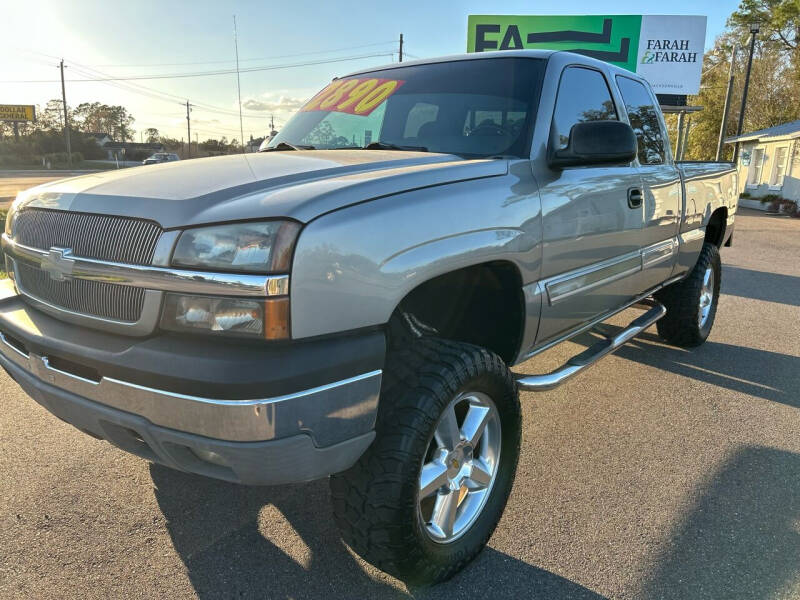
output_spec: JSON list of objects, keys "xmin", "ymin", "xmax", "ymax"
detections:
[{"xmin": 40, "ymin": 247, "xmax": 75, "ymax": 282}]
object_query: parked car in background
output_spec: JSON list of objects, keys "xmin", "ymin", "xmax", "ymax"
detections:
[
  {"xmin": 142, "ymin": 152, "xmax": 180, "ymax": 165},
  {"xmin": 1, "ymin": 50, "xmax": 737, "ymax": 586}
]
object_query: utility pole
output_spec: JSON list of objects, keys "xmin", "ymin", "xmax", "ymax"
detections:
[
  {"xmin": 399, "ymin": 33, "xmax": 404, "ymax": 62},
  {"xmin": 185, "ymin": 100, "xmax": 192, "ymax": 158},
  {"xmin": 59, "ymin": 59, "xmax": 72, "ymax": 167},
  {"xmin": 716, "ymin": 45, "xmax": 738, "ymax": 161},
  {"xmin": 234, "ymin": 15, "xmax": 245, "ymax": 153},
  {"xmin": 733, "ymin": 22, "xmax": 760, "ymax": 163}
]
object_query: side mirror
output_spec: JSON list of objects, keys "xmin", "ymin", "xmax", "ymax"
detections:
[{"xmin": 548, "ymin": 120, "xmax": 637, "ymax": 169}]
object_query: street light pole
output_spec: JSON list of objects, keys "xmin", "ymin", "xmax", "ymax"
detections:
[
  {"xmin": 716, "ymin": 45, "xmax": 738, "ymax": 161},
  {"xmin": 733, "ymin": 22, "xmax": 760, "ymax": 163}
]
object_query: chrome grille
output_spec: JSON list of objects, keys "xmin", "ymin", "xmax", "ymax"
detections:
[
  {"xmin": 15, "ymin": 209, "xmax": 162, "ymax": 265},
  {"xmin": 16, "ymin": 262, "xmax": 145, "ymax": 322},
  {"xmin": 13, "ymin": 209, "xmax": 162, "ymax": 323}
]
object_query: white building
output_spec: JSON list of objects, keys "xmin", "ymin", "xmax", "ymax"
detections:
[{"xmin": 726, "ymin": 120, "xmax": 800, "ymax": 209}]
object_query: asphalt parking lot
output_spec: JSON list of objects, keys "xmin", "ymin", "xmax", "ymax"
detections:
[{"xmin": 1, "ymin": 208, "xmax": 798, "ymax": 600}]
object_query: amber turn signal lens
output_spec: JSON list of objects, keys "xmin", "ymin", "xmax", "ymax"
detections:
[{"xmin": 263, "ymin": 297, "xmax": 290, "ymax": 340}]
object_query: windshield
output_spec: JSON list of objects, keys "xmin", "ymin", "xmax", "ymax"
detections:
[{"xmin": 268, "ymin": 58, "xmax": 545, "ymax": 158}]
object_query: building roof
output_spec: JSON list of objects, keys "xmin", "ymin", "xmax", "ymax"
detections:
[{"xmin": 725, "ymin": 119, "xmax": 800, "ymax": 144}]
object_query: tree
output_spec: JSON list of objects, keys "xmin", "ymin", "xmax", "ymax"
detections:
[
  {"xmin": 160, "ymin": 136, "xmax": 183, "ymax": 151},
  {"xmin": 36, "ymin": 99, "xmax": 69, "ymax": 132},
  {"xmin": 200, "ymin": 138, "xmax": 225, "ymax": 152},
  {"xmin": 143, "ymin": 128, "xmax": 160, "ymax": 143},
  {"xmin": 730, "ymin": 0, "xmax": 800, "ymax": 53},
  {"xmin": 669, "ymin": 1, "xmax": 800, "ymax": 161},
  {"xmin": 70, "ymin": 102, "xmax": 135, "ymax": 141}
]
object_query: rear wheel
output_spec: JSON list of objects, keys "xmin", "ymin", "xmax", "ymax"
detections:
[
  {"xmin": 330, "ymin": 337, "xmax": 521, "ymax": 585},
  {"xmin": 655, "ymin": 241, "xmax": 721, "ymax": 347}
]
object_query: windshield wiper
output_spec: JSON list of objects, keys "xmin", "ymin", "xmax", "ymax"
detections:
[
  {"xmin": 262, "ymin": 142, "xmax": 315, "ymax": 152},
  {"xmin": 364, "ymin": 141, "xmax": 428, "ymax": 152}
]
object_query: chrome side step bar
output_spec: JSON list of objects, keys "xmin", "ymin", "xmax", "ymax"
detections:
[{"xmin": 515, "ymin": 299, "xmax": 666, "ymax": 392}]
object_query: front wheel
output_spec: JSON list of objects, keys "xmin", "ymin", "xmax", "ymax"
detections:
[
  {"xmin": 330, "ymin": 337, "xmax": 521, "ymax": 585},
  {"xmin": 655, "ymin": 241, "xmax": 721, "ymax": 347}
]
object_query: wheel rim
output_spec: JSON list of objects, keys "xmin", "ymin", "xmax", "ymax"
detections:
[
  {"xmin": 698, "ymin": 266, "xmax": 715, "ymax": 328},
  {"xmin": 417, "ymin": 391, "xmax": 501, "ymax": 544}
]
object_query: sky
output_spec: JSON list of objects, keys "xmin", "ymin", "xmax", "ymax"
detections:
[{"xmin": 1, "ymin": 0, "xmax": 741, "ymax": 143}]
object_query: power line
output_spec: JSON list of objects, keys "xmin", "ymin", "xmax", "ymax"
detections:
[
  {"xmin": 2, "ymin": 52, "xmax": 395, "ymax": 83},
  {"xmin": 144, "ymin": 118, "xmax": 245, "ymax": 135},
  {"xmin": 64, "ymin": 60, "xmax": 277, "ymax": 120},
  {"xmin": 7, "ymin": 48, "xmax": 271, "ymax": 135},
  {"xmin": 80, "ymin": 41, "xmax": 397, "ymax": 68},
  {"xmin": 4, "ymin": 46, "xmax": 390, "ymax": 125}
]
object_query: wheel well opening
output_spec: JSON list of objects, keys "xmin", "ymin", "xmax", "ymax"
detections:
[
  {"xmin": 388, "ymin": 261, "xmax": 524, "ymax": 365},
  {"xmin": 705, "ymin": 208, "xmax": 728, "ymax": 247}
]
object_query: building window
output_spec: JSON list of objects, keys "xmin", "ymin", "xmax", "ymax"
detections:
[
  {"xmin": 747, "ymin": 148, "xmax": 765, "ymax": 186},
  {"xmin": 770, "ymin": 146, "xmax": 788, "ymax": 187}
]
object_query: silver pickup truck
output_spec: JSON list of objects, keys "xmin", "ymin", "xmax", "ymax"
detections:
[{"xmin": 0, "ymin": 50, "xmax": 736, "ymax": 584}]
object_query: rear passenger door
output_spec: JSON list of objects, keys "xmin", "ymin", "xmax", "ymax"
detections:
[
  {"xmin": 616, "ymin": 76, "xmax": 682, "ymax": 290},
  {"xmin": 534, "ymin": 66, "xmax": 645, "ymax": 344}
]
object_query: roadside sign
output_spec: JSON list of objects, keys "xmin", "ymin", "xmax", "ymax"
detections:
[
  {"xmin": 0, "ymin": 105, "xmax": 36, "ymax": 122},
  {"xmin": 467, "ymin": 15, "xmax": 707, "ymax": 95}
]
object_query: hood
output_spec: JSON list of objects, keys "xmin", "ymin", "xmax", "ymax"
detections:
[{"xmin": 15, "ymin": 151, "xmax": 508, "ymax": 228}]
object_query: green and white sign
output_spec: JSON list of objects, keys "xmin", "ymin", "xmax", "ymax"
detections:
[{"xmin": 467, "ymin": 15, "xmax": 707, "ymax": 95}]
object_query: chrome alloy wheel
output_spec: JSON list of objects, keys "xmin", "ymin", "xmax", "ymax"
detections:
[
  {"xmin": 698, "ymin": 266, "xmax": 715, "ymax": 328},
  {"xmin": 417, "ymin": 391, "xmax": 502, "ymax": 544}
]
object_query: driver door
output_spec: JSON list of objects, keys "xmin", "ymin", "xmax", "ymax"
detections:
[{"xmin": 533, "ymin": 65, "xmax": 645, "ymax": 344}]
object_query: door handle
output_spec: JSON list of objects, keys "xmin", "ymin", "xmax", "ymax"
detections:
[{"xmin": 628, "ymin": 187, "xmax": 643, "ymax": 209}]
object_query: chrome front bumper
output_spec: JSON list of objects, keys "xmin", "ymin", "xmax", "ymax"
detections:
[{"xmin": 0, "ymin": 328, "xmax": 381, "ymax": 445}]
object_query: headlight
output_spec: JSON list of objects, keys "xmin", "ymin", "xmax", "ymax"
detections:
[
  {"xmin": 171, "ymin": 220, "xmax": 300, "ymax": 273},
  {"xmin": 165, "ymin": 220, "xmax": 298, "ymax": 339},
  {"xmin": 160, "ymin": 294, "xmax": 290, "ymax": 339}
]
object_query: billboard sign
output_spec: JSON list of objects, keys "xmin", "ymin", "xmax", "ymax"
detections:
[
  {"xmin": 0, "ymin": 105, "xmax": 36, "ymax": 122},
  {"xmin": 467, "ymin": 15, "xmax": 707, "ymax": 95}
]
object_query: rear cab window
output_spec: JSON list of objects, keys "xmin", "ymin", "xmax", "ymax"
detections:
[{"xmin": 615, "ymin": 76, "xmax": 667, "ymax": 165}]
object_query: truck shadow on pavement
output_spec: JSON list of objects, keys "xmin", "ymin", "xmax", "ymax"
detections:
[
  {"xmin": 585, "ymin": 332, "xmax": 800, "ymax": 408},
  {"xmin": 721, "ymin": 265, "xmax": 800, "ymax": 307},
  {"xmin": 641, "ymin": 446, "xmax": 800, "ymax": 599},
  {"xmin": 149, "ymin": 465, "xmax": 607, "ymax": 600}
]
